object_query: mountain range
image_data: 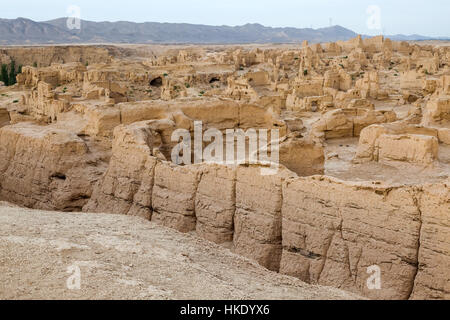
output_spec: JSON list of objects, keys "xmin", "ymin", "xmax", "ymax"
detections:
[{"xmin": 0, "ymin": 17, "xmax": 446, "ymax": 45}]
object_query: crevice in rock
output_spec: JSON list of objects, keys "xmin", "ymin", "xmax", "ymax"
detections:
[
  {"xmin": 407, "ymin": 189, "xmax": 424, "ymax": 300},
  {"xmin": 50, "ymin": 173, "xmax": 67, "ymax": 180},
  {"xmin": 318, "ymin": 233, "xmax": 335, "ymax": 282},
  {"xmin": 147, "ymin": 158, "xmax": 157, "ymax": 220},
  {"xmin": 286, "ymin": 247, "xmax": 321, "ymax": 259},
  {"xmin": 230, "ymin": 169, "xmax": 237, "ymax": 243},
  {"xmin": 191, "ymin": 170, "xmax": 204, "ymax": 228}
]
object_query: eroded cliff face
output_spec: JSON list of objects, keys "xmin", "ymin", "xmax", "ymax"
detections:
[
  {"xmin": 82, "ymin": 121, "xmax": 158, "ymax": 218},
  {"xmin": 281, "ymin": 177, "xmax": 421, "ymax": 300},
  {"xmin": 1, "ymin": 46, "xmax": 114, "ymax": 68},
  {"xmin": 0, "ymin": 123, "xmax": 108, "ymax": 211},
  {"xmin": 77, "ymin": 124, "xmax": 449, "ymax": 300},
  {"xmin": 412, "ymin": 182, "xmax": 450, "ymax": 299},
  {"xmin": 195, "ymin": 164, "xmax": 236, "ymax": 244},
  {"xmin": 233, "ymin": 166, "xmax": 296, "ymax": 272},
  {"xmin": 0, "ymin": 115, "xmax": 448, "ymax": 300}
]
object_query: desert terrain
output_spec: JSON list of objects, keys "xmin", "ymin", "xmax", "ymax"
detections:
[
  {"xmin": 0, "ymin": 36, "xmax": 449, "ymax": 300},
  {"xmin": 0, "ymin": 202, "xmax": 360, "ymax": 300}
]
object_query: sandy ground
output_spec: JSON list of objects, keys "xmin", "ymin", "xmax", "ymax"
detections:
[{"xmin": 0, "ymin": 202, "xmax": 360, "ymax": 300}]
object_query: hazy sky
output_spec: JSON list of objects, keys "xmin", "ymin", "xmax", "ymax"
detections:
[{"xmin": 3, "ymin": 0, "xmax": 449, "ymax": 37}]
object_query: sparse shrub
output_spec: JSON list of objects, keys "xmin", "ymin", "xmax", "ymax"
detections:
[
  {"xmin": 303, "ymin": 69, "xmax": 308, "ymax": 76},
  {"xmin": 0, "ymin": 61, "xmax": 21, "ymax": 86},
  {"xmin": 0, "ymin": 64, "xmax": 9, "ymax": 86},
  {"xmin": 8, "ymin": 60, "xmax": 16, "ymax": 85}
]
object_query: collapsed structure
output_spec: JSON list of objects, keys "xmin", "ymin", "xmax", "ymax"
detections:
[{"xmin": 0, "ymin": 36, "xmax": 449, "ymax": 300}]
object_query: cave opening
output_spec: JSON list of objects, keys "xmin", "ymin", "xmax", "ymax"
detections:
[{"xmin": 150, "ymin": 77, "xmax": 163, "ymax": 87}]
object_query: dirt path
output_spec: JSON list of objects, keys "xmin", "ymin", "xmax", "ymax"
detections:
[{"xmin": 0, "ymin": 203, "xmax": 360, "ymax": 300}]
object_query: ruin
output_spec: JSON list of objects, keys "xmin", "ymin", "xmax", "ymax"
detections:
[{"xmin": 0, "ymin": 36, "xmax": 449, "ymax": 300}]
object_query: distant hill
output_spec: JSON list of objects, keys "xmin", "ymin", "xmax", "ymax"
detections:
[
  {"xmin": 387, "ymin": 34, "xmax": 450, "ymax": 41},
  {"xmin": 0, "ymin": 17, "xmax": 444, "ymax": 45},
  {"xmin": 0, "ymin": 18, "xmax": 72, "ymax": 44}
]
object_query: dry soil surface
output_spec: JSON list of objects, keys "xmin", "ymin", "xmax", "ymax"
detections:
[{"xmin": 0, "ymin": 202, "xmax": 360, "ymax": 300}]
